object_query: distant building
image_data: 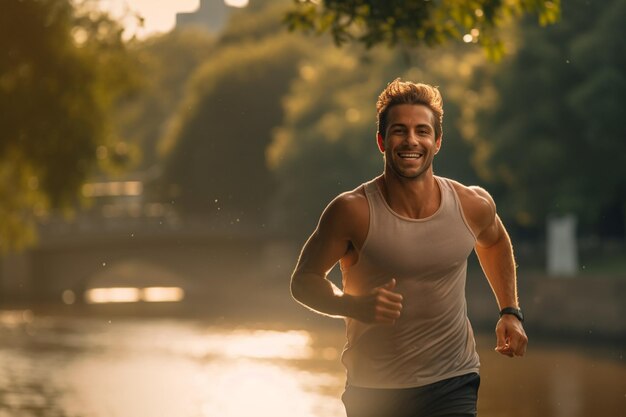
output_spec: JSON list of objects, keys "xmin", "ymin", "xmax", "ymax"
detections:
[{"xmin": 176, "ymin": 0, "xmax": 231, "ymax": 33}]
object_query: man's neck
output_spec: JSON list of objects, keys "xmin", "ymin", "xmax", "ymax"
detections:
[{"xmin": 378, "ymin": 169, "xmax": 441, "ymax": 220}]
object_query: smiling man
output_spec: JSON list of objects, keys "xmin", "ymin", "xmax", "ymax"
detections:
[{"xmin": 290, "ymin": 79, "xmax": 527, "ymax": 417}]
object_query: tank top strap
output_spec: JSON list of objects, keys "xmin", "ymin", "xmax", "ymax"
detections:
[
  {"xmin": 436, "ymin": 176, "xmax": 454, "ymax": 215},
  {"xmin": 363, "ymin": 179, "xmax": 381, "ymax": 200},
  {"xmin": 436, "ymin": 177, "xmax": 477, "ymax": 241},
  {"xmin": 362, "ymin": 179, "xmax": 384, "ymax": 244}
]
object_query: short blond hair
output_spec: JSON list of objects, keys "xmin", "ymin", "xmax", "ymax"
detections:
[{"xmin": 376, "ymin": 78, "xmax": 443, "ymax": 139}]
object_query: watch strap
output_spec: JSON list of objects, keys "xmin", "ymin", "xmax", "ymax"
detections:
[{"xmin": 499, "ymin": 307, "xmax": 524, "ymax": 323}]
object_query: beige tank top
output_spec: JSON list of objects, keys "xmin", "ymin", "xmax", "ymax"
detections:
[{"xmin": 340, "ymin": 176, "xmax": 480, "ymax": 388}]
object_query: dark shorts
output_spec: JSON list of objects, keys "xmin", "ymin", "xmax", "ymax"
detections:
[{"xmin": 342, "ymin": 372, "xmax": 480, "ymax": 417}]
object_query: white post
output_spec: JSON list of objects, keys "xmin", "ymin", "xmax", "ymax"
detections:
[{"xmin": 547, "ymin": 214, "xmax": 579, "ymax": 277}]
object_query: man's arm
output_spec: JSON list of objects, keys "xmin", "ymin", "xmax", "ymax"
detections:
[
  {"xmin": 290, "ymin": 194, "xmax": 403, "ymax": 324},
  {"xmin": 469, "ymin": 186, "xmax": 528, "ymax": 357}
]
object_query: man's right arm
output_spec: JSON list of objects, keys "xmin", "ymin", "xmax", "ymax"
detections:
[
  {"xmin": 290, "ymin": 194, "xmax": 355, "ymax": 317},
  {"xmin": 290, "ymin": 194, "xmax": 403, "ymax": 324}
]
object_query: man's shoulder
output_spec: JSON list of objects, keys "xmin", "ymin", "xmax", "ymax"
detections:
[
  {"xmin": 442, "ymin": 177, "xmax": 492, "ymax": 202},
  {"xmin": 328, "ymin": 183, "xmax": 368, "ymax": 215},
  {"xmin": 443, "ymin": 177, "xmax": 496, "ymax": 226},
  {"xmin": 318, "ymin": 183, "xmax": 369, "ymax": 232}
]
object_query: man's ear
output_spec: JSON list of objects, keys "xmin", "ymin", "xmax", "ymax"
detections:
[
  {"xmin": 434, "ymin": 135, "xmax": 443, "ymax": 154},
  {"xmin": 376, "ymin": 132, "xmax": 385, "ymax": 153}
]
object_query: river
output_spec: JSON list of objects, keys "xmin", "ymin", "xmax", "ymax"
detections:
[{"xmin": 0, "ymin": 310, "xmax": 623, "ymax": 417}]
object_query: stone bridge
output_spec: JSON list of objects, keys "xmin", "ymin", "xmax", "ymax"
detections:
[{"xmin": 0, "ymin": 216, "xmax": 299, "ymax": 313}]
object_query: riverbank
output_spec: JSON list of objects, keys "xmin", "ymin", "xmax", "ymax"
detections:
[
  {"xmin": 466, "ymin": 271, "xmax": 626, "ymax": 344},
  {"xmin": 2, "ymin": 269, "xmax": 624, "ymax": 346}
]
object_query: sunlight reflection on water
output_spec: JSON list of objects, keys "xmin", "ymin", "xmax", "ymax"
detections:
[
  {"xmin": 163, "ymin": 328, "xmax": 315, "ymax": 360},
  {"xmin": 0, "ymin": 314, "xmax": 346, "ymax": 417},
  {"xmin": 0, "ymin": 312, "xmax": 624, "ymax": 417},
  {"xmin": 199, "ymin": 360, "xmax": 340, "ymax": 416}
]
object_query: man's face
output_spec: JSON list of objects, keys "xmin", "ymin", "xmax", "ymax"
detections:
[{"xmin": 377, "ymin": 104, "xmax": 441, "ymax": 179}]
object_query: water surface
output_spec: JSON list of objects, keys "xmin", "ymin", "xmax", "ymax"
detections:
[{"xmin": 0, "ymin": 311, "xmax": 623, "ymax": 417}]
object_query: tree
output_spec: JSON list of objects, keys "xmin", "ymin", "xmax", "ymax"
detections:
[
  {"xmin": 284, "ymin": 0, "xmax": 560, "ymax": 59},
  {"xmin": 158, "ymin": 34, "xmax": 310, "ymax": 227},
  {"xmin": 471, "ymin": 0, "xmax": 626, "ymax": 237},
  {"xmin": 0, "ymin": 0, "xmax": 135, "ymax": 250},
  {"xmin": 113, "ymin": 28, "xmax": 216, "ymax": 172}
]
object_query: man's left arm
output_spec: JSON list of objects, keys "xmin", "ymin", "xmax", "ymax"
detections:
[{"xmin": 471, "ymin": 187, "xmax": 528, "ymax": 358}]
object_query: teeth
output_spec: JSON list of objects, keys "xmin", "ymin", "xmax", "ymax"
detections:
[{"xmin": 399, "ymin": 153, "xmax": 422, "ymax": 158}]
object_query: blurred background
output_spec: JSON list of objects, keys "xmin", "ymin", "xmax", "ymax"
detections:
[{"xmin": 0, "ymin": 0, "xmax": 624, "ymax": 416}]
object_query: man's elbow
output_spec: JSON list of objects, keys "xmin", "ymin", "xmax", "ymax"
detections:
[
  {"xmin": 291, "ymin": 271, "xmax": 320, "ymax": 305},
  {"xmin": 290, "ymin": 273, "xmax": 305, "ymax": 303}
]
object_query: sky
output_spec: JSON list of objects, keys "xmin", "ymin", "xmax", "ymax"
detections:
[{"xmin": 96, "ymin": 0, "xmax": 248, "ymax": 39}]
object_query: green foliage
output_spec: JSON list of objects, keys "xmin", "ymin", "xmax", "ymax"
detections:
[
  {"xmin": 473, "ymin": 0, "xmax": 626, "ymax": 237},
  {"xmin": 159, "ymin": 34, "xmax": 310, "ymax": 224},
  {"xmin": 284, "ymin": 0, "xmax": 560, "ymax": 59},
  {"xmin": 267, "ymin": 45, "xmax": 483, "ymax": 234},
  {"xmin": 266, "ymin": 47, "xmax": 388, "ymax": 232},
  {"xmin": 114, "ymin": 28, "xmax": 216, "ymax": 172},
  {"xmin": 150, "ymin": 0, "xmax": 622, "ymax": 243},
  {"xmin": 0, "ymin": 0, "xmax": 135, "ymax": 250}
]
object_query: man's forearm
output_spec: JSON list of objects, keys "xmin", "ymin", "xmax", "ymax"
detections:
[
  {"xmin": 290, "ymin": 271, "xmax": 353, "ymax": 318},
  {"xmin": 475, "ymin": 232, "xmax": 519, "ymax": 309}
]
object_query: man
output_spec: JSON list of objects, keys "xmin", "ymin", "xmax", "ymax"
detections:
[{"xmin": 290, "ymin": 79, "xmax": 528, "ymax": 417}]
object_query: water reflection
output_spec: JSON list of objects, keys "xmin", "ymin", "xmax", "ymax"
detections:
[
  {"xmin": 183, "ymin": 329, "xmax": 314, "ymax": 360},
  {"xmin": 199, "ymin": 360, "xmax": 340, "ymax": 416},
  {"xmin": 0, "ymin": 312, "xmax": 346, "ymax": 417},
  {"xmin": 0, "ymin": 311, "xmax": 623, "ymax": 417}
]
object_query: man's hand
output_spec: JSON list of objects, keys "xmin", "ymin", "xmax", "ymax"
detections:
[
  {"xmin": 495, "ymin": 315, "xmax": 528, "ymax": 357},
  {"xmin": 349, "ymin": 279, "xmax": 403, "ymax": 324}
]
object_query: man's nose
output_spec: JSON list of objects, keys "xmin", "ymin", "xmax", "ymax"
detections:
[{"xmin": 406, "ymin": 131, "xmax": 419, "ymax": 145}]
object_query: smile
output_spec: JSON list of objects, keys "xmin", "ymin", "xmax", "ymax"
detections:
[{"xmin": 398, "ymin": 152, "xmax": 423, "ymax": 159}]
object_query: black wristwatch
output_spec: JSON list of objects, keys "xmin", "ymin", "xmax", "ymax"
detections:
[{"xmin": 499, "ymin": 307, "xmax": 524, "ymax": 323}]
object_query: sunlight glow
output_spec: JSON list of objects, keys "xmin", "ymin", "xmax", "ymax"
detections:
[
  {"xmin": 225, "ymin": 330, "xmax": 313, "ymax": 359},
  {"xmin": 224, "ymin": 0, "xmax": 249, "ymax": 7},
  {"xmin": 200, "ymin": 360, "xmax": 340, "ymax": 417},
  {"xmin": 163, "ymin": 329, "xmax": 315, "ymax": 360},
  {"xmin": 142, "ymin": 287, "xmax": 185, "ymax": 302},
  {"xmin": 96, "ymin": 0, "xmax": 200, "ymax": 38},
  {"xmin": 86, "ymin": 287, "xmax": 142, "ymax": 303},
  {"xmin": 84, "ymin": 287, "xmax": 185, "ymax": 303},
  {"xmin": 64, "ymin": 330, "xmax": 343, "ymax": 417}
]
